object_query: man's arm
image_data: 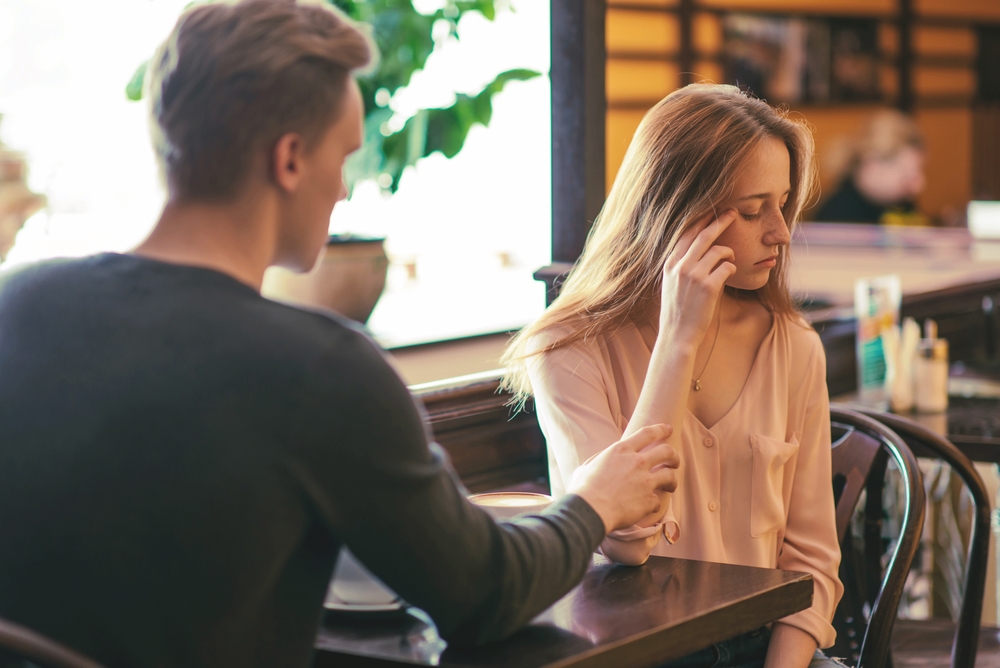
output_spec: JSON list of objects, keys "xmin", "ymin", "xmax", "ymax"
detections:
[
  {"xmin": 284, "ymin": 331, "xmax": 596, "ymax": 644},
  {"xmin": 288, "ymin": 328, "xmax": 675, "ymax": 645}
]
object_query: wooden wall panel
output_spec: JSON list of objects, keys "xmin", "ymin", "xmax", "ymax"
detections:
[
  {"xmin": 914, "ymin": 27, "xmax": 977, "ymax": 57},
  {"xmin": 913, "ymin": 67, "xmax": 977, "ymax": 97},
  {"xmin": 608, "ymin": 0, "xmax": 677, "ymax": 7},
  {"xmin": 915, "ymin": 0, "xmax": 1000, "ymax": 21},
  {"xmin": 693, "ymin": 12, "xmax": 723, "ymax": 55},
  {"xmin": 972, "ymin": 106, "xmax": 1000, "ymax": 200},
  {"xmin": 607, "ymin": 60, "xmax": 680, "ymax": 103},
  {"xmin": 607, "ymin": 9, "xmax": 679, "ymax": 55},
  {"xmin": 693, "ymin": 60, "xmax": 725, "ymax": 84},
  {"xmin": 879, "ymin": 23, "xmax": 899, "ymax": 56},
  {"xmin": 603, "ymin": 1, "xmax": 999, "ymax": 224},
  {"xmin": 607, "ymin": 108, "xmax": 649, "ymax": 191},
  {"xmin": 915, "ymin": 107, "xmax": 972, "ymax": 221},
  {"xmin": 697, "ymin": 0, "xmax": 895, "ymax": 15},
  {"xmin": 881, "ymin": 64, "xmax": 900, "ymax": 100}
]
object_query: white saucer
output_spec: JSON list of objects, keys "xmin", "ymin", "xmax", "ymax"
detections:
[
  {"xmin": 325, "ymin": 547, "xmax": 403, "ymax": 614},
  {"xmin": 324, "ymin": 599, "xmax": 404, "ymax": 613}
]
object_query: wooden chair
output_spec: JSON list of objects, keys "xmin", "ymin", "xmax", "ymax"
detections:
[
  {"xmin": 0, "ymin": 617, "xmax": 105, "ymax": 668},
  {"xmin": 856, "ymin": 409, "xmax": 993, "ymax": 668},
  {"xmin": 829, "ymin": 406, "xmax": 926, "ymax": 668}
]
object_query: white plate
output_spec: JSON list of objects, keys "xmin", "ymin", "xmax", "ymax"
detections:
[
  {"xmin": 324, "ymin": 599, "xmax": 405, "ymax": 613},
  {"xmin": 325, "ymin": 547, "xmax": 400, "ymax": 607}
]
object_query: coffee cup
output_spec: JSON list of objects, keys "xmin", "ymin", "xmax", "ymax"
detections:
[{"xmin": 468, "ymin": 491, "xmax": 553, "ymax": 521}]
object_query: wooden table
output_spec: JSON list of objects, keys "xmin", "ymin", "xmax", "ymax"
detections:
[{"xmin": 313, "ymin": 555, "xmax": 813, "ymax": 668}]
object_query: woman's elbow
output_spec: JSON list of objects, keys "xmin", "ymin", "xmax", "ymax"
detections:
[{"xmin": 599, "ymin": 541, "xmax": 653, "ymax": 566}]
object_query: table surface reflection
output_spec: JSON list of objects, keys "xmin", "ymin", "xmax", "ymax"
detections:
[{"xmin": 313, "ymin": 555, "xmax": 813, "ymax": 668}]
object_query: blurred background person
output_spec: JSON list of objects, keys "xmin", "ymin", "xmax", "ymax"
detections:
[{"xmin": 814, "ymin": 109, "xmax": 927, "ymax": 225}]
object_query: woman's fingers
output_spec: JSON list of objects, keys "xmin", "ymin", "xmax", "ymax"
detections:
[
  {"xmin": 707, "ymin": 258, "xmax": 738, "ymax": 290},
  {"xmin": 669, "ymin": 211, "xmax": 716, "ymax": 260},
  {"xmin": 698, "ymin": 245, "xmax": 736, "ymax": 274},
  {"xmin": 681, "ymin": 209, "xmax": 737, "ymax": 265}
]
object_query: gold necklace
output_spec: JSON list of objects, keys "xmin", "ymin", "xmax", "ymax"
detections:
[{"xmin": 692, "ymin": 301, "xmax": 722, "ymax": 392}]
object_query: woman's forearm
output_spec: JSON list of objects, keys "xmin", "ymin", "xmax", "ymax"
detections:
[
  {"xmin": 618, "ymin": 332, "xmax": 697, "ymax": 534},
  {"xmin": 623, "ymin": 329, "xmax": 698, "ymax": 447},
  {"xmin": 763, "ymin": 623, "xmax": 818, "ymax": 668}
]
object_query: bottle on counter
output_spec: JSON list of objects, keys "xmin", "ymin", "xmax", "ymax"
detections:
[{"xmin": 914, "ymin": 319, "xmax": 949, "ymax": 413}]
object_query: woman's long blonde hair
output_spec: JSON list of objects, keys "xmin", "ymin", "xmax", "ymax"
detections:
[{"xmin": 501, "ymin": 84, "xmax": 817, "ymax": 404}]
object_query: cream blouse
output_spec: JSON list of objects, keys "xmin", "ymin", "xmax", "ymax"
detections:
[{"xmin": 528, "ymin": 314, "xmax": 844, "ymax": 648}]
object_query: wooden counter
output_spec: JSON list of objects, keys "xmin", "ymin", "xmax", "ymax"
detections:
[{"xmin": 794, "ymin": 224, "xmax": 1000, "ymax": 396}]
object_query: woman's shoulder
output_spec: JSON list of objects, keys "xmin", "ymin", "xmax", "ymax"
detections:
[
  {"xmin": 774, "ymin": 311, "xmax": 826, "ymax": 366},
  {"xmin": 525, "ymin": 324, "xmax": 584, "ymax": 356},
  {"xmin": 527, "ymin": 319, "xmax": 642, "ymax": 355}
]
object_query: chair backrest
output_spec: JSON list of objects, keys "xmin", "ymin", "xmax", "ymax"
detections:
[
  {"xmin": 830, "ymin": 406, "xmax": 926, "ymax": 668},
  {"xmin": 0, "ymin": 617, "xmax": 105, "ymax": 668},
  {"xmin": 856, "ymin": 409, "xmax": 991, "ymax": 668}
]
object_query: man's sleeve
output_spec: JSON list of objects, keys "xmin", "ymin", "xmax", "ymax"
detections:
[{"xmin": 285, "ymin": 330, "xmax": 606, "ymax": 645}]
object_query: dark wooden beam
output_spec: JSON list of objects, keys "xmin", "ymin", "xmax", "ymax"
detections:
[
  {"xmin": 550, "ymin": 0, "xmax": 606, "ymax": 266},
  {"xmin": 678, "ymin": 0, "xmax": 694, "ymax": 88},
  {"xmin": 898, "ymin": 0, "xmax": 914, "ymax": 113}
]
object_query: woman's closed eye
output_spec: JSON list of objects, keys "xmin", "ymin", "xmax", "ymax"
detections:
[{"xmin": 740, "ymin": 211, "xmax": 762, "ymax": 221}]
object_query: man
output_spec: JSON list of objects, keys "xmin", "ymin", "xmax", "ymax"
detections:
[{"xmin": 0, "ymin": 2, "xmax": 679, "ymax": 667}]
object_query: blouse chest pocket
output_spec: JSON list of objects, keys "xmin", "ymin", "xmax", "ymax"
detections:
[{"xmin": 749, "ymin": 434, "xmax": 800, "ymax": 537}]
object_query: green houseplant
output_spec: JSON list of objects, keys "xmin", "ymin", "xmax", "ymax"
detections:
[{"xmin": 126, "ymin": 0, "xmax": 539, "ymax": 194}]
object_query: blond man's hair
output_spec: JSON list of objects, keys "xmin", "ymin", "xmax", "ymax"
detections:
[
  {"xmin": 146, "ymin": 0, "xmax": 374, "ymax": 201},
  {"xmin": 501, "ymin": 84, "xmax": 818, "ymax": 405}
]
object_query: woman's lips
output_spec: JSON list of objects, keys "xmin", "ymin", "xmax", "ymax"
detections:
[{"xmin": 755, "ymin": 256, "xmax": 777, "ymax": 267}]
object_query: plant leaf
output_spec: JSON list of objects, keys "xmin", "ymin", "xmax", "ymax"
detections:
[
  {"xmin": 126, "ymin": 61, "xmax": 148, "ymax": 101},
  {"xmin": 372, "ymin": 67, "xmax": 540, "ymax": 192}
]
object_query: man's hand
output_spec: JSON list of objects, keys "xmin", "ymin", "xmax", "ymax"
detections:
[{"xmin": 567, "ymin": 424, "xmax": 679, "ymax": 533}]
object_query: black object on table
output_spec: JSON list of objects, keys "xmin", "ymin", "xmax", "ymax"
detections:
[{"xmin": 313, "ymin": 555, "xmax": 813, "ymax": 668}]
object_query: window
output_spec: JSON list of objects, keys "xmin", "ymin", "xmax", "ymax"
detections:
[{"xmin": 0, "ymin": 0, "xmax": 550, "ymax": 349}]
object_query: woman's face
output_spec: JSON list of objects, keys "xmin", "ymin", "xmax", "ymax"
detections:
[
  {"xmin": 714, "ymin": 137, "xmax": 792, "ymax": 291},
  {"xmin": 855, "ymin": 145, "xmax": 925, "ymax": 206}
]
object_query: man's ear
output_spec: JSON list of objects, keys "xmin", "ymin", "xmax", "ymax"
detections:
[{"xmin": 272, "ymin": 132, "xmax": 305, "ymax": 193}]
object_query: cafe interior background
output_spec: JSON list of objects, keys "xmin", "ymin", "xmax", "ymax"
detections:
[{"xmin": 3, "ymin": 0, "xmax": 1000, "ymax": 651}]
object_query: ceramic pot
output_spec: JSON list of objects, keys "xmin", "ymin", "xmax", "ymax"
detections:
[{"xmin": 262, "ymin": 235, "xmax": 389, "ymax": 324}]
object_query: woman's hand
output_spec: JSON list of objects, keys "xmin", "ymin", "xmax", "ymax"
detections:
[{"xmin": 658, "ymin": 209, "xmax": 738, "ymax": 346}]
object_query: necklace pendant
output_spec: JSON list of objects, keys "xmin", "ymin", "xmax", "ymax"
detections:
[{"xmin": 693, "ymin": 380, "xmax": 701, "ymax": 391}]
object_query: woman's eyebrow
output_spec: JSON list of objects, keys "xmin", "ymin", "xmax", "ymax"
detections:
[{"xmin": 737, "ymin": 188, "xmax": 791, "ymax": 201}]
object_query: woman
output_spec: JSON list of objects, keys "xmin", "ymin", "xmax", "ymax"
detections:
[
  {"xmin": 814, "ymin": 109, "xmax": 926, "ymax": 224},
  {"xmin": 502, "ymin": 84, "xmax": 844, "ymax": 668}
]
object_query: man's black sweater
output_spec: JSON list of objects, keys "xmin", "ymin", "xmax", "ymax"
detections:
[{"xmin": 0, "ymin": 253, "xmax": 604, "ymax": 668}]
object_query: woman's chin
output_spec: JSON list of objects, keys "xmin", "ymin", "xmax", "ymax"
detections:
[{"xmin": 725, "ymin": 272, "xmax": 770, "ymax": 292}]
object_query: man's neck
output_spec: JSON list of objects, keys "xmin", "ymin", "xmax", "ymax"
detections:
[{"xmin": 134, "ymin": 194, "xmax": 279, "ymax": 291}]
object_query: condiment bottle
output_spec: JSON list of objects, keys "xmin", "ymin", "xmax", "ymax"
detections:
[{"xmin": 914, "ymin": 319, "xmax": 948, "ymax": 413}]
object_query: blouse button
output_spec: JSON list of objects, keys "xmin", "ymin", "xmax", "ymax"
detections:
[
  {"xmin": 703, "ymin": 437, "xmax": 714, "ymax": 447},
  {"xmin": 708, "ymin": 501, "xmax": 718, "ymax": 512}
]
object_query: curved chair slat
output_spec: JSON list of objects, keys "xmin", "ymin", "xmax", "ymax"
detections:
[
  {"xmin": 830, "ymin": 406, "xmax": 926, "ymax": 668},
  {"xmin": 858, "ymin": 409, "xmax": 991, "ymax": 668},
  {"xmin": 0, "ymin": 617, "xmax": 106, "ymax": 668}
]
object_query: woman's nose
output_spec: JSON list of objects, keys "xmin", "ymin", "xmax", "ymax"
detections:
[{"xmin": 763, "ymin": 210, "xmax": 791, "ymax": 246}]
